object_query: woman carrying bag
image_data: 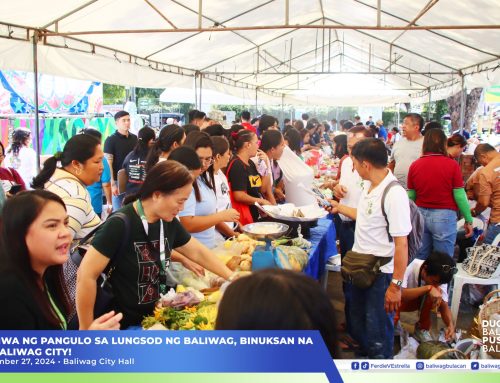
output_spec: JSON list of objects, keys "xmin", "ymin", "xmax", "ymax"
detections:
[{"xmin": 76, "ymin": 160, "xmax": 234, "ymax": 329}]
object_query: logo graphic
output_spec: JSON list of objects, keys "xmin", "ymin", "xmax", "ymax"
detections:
[
  {"xmin": 471, "ymin": 362, "xmax": 479, "ymax": 370},
  {"xmin": 361, "ymin": 362, "xmax": 369, "ymax": 370},
  {"xmin": 351, "ymin": 362, "xmax": 359, "ymax": 370},
  {"xmin": 249, "ymin": 175, "xmax": 262, "ymax": 187},
  {"xmin": 416, "ymin": 362, "xmax": 425, "ymax": 370}
]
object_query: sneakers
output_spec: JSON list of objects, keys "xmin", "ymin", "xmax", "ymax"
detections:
[{"xmin": 414, "ymin": 326, "xmax": 434, "ymax": 343}]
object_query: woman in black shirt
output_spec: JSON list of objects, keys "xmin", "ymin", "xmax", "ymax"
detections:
[
  {"xmin": 226, "ymin": 130, "xmax": 271, "ymax": 223},
  {"xmin": 76, "ymin": 161, "xmax": 234, "ymax": 329}
]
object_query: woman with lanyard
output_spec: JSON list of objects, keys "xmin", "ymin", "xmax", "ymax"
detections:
[
  {"xmin": 0, "ymin": 190, "xmax": 121, "ymax": 330},
  {"xmin": 407, "ymin": 128, "xmax": 473, "ymax": 261},
  {"xmin": 226, "ymin": 130, "xmax": 272, "ymax": 225},
  {"xmin": 76, "ymin": 160, "xmax": 234, "ymax": 329}
]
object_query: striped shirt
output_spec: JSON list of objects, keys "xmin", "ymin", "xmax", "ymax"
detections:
[{"xmin": 45, "ymin": 168, "xmax": 101, "ymax": 240}]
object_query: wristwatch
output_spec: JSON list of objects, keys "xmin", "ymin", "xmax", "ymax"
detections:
[{"xmin": 391, "ymin": 278, "xmax": 403, "ymax": 287}]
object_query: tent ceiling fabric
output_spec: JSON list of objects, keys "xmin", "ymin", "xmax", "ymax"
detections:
[{"xmin": 0, "ymin": 0, "xmax": 499, "ymax": 106}]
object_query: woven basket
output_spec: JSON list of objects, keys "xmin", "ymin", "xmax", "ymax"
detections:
[
  {"xmin": 417, "ymin": 341, "xmax": 467, "ymax": 359},
  {"xmin": 430, "ymin": 348, "xmax": 467, "ymax": 360},
  {"xmin": 478, "ymin": 289, "xmax": 500, "ymax": 359}
]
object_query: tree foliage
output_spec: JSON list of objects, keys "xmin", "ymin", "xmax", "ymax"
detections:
[{"xmin": 103, "ymin": 84, "xmax": 126, "ymax": 104}]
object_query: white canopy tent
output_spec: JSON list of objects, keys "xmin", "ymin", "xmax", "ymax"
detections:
[{"xmin": 0, "ymin": 0, "xmax": 499, "ymax": 108}]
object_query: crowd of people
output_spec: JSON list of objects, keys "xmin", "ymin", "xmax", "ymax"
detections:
[{"xmin": 0, "ymin": 108, "xmax": 498, "ymax": 361}]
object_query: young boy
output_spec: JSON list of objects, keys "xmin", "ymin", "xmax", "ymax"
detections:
[{"xmin": 396, "ymin": 251, "xmax": 457, "ymax": 342}]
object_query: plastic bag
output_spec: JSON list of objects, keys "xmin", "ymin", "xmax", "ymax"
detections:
[{"xmin": 394, "ymin": 329, "xmax": 419, "ymax": 359}]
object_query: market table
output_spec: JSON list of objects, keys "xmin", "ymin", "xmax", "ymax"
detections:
[{"xmin": 303, "ymin": 215, "xmax": 337, "ymax": 280}]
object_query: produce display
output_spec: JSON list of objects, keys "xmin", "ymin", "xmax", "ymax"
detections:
[
  {"xmin": 142, "ymin": 287, "xmax": 221, "ymax": 330},
  {"xmin": 142, "ymin": 232, "xmax": 313, "ymax": 330}
]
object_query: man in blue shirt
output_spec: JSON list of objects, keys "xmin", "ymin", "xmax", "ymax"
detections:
[{"xmin": 377, "ymin": 120, "xmax": 388, "ymax": 142}]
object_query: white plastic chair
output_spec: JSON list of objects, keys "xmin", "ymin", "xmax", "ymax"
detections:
[
  {"xmin": 321, "ymin": 254, "xmax": 341, "ymax": 290},
  {"xmin": 450, "ymin": 232, "xmax": 500, "ymax": 323}
]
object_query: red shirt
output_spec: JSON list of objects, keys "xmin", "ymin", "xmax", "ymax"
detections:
[
  {"xmin": 407, "ymin": 153, "xmax": 463, "ymax": 210},
  {"xmin": 0, "ymin": 166, "xmax": 26, "ymax": 190},
  {"xmin": 241, "ymin": 122, "xmax": 257, "ymax": 134}
]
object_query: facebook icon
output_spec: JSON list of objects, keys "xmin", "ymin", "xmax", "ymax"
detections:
[
  {"xmin": 361, "ymin": 362, "xmax": 370, "ymax": 370},
  {"xmin": 351, "ymin": 362, "xmax": 359, "ymax": 370},
  {"xmin": 416, "ymin": 362, "xmax": 425, "ymax": 370}
]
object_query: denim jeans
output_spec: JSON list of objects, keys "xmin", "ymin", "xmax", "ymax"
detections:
[
  {"xmin": 415, "ymin": 208, "xmax": 457, "ymax": 261},
  {"xmin": 338, "ymin": 219, "xmax": 356, "ymax": 337},
  {"xmin": 484, "ymin": 222, "xmax": 500, "ymax": 245},
  {"xmin": 350, "ymin": 273, "xmax": 394, "ymax": 359}
]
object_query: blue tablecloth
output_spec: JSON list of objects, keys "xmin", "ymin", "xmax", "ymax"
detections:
[{"xmin": 303, "ymin": 216, "xmax": 337, "ymax": 280}]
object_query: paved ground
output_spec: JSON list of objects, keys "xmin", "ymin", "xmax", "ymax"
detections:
[{"xmin": 324, "ymin": 269, "xmax": 478, "ymax": 358}]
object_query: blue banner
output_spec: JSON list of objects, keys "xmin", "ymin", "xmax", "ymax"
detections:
[{"xmin": 0, "ymin": 331, "xmax": 341, "ymax": 382}]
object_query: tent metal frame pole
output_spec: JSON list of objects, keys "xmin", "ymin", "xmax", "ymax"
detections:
[
  {"xmin": 198, "ymin": 0, "xmax": 202, "ymax": 29},
  {"xmin": 144, "ymin": 0, "xmax": 178, "ymax": 29},
  {"xmin": 281, "ymin": 94, "xmax": 284, "ymax": 125},
  {"xmin": 32, "ymin": 30, "xmax": 41, "ymax": 170},
  {"xmin": 285, "ymin": 0, "xmax": 289, "ymax": 25},
  {"xmin": 427, "ymin": 88, "xmax": 432, "ymax": 121},
  {"xmin": 324, "ymin": 17, "xmax": 459, "ymax": 71},
  {"xmin": 376, "ymin": 0, "xmax": 381, "ymax": 27},
  {"xmin": 199, "ymin": 75, "xmax": 203, "ymax": 108},
  {"xmin": 199, "ymin": 18, "xmax": 323, "ymax": 71},
  {"xmin": 390, "ymin": 0, "xmax": 440, "ymax": 45},
  {"xmin": 42, "ymin": 24, "xmax": 500, "ymax": 37},
  {"xmin": 42, "ymin": 0, "xmax": 98, "ymax": 29},
  {"xmin": 205, "ymin": 70, "xmax": 455, "ymax": 76},
  {"xmin": 354, "ymin": 0, "xmax": 500, "ymax": 59},
  {"xmin": 459, "ymin": 75, "xmax": 466, "ymax": 133},
  {"xmin": 194, "ymin": 74, "xmax": 198, "ymax": 109},
  {"xmin": 255, "ymin": 89, "xmax": 258, "ymax": 117},
  {"xmin": 397, "ymin": 103, "xmax": 400, "ymax": 128}
]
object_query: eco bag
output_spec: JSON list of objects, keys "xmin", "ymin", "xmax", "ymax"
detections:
[
  {"xmin": 462, "ymin": 244, "xmax": 500, "ymax": 279},
  {"xmin": 341, "ymin": 250, "xmax": 391, "ymax": 289}
]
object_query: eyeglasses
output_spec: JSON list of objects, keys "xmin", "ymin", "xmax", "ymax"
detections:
[
  {"xmin": 198, "ymin": 156, "xmax": 214, "ymax": 165},
  {"xmin": 442, "ymin": 265, "xmax": 458, "ymax": 274}
]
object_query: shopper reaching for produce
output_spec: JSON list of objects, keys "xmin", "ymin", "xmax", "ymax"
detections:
[
  {"xmin": 76, "ymin": 160, "xmax": 234, "ymax": 329},
  {"xmin": 178, "ymin": 132, "xmax": 240, "ymax": 249}
]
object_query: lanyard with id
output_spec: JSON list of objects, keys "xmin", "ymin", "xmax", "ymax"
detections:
[{"xmin": 136, "ymin": 200, "xmax": 171, "ymax": 295}]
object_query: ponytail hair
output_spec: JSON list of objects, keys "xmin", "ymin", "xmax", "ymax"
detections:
[
  {"xmin": 32, "ymin": 134, "xmax": 100, "ymax": 189},
  {"xmin": 232, "ymin": 129, "xmax": 256, "ymax": 153},
  {"xmin": 8, "ymin": 128, "xmax": 31, "ymax": 156},
  {"xmin": 145, "ymin": 124, "xmax": 185, "ymax": 172}
]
